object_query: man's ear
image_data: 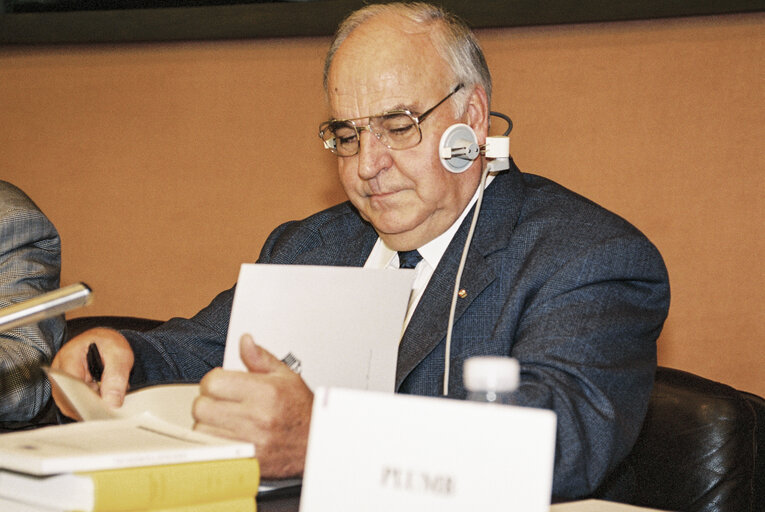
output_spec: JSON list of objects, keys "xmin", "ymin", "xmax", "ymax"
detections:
[{"xmin": 464, "ymin": 85, "xmax": 489, "ymax": 143}]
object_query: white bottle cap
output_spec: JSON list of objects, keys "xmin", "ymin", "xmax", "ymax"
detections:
[{"xmin": 463, "ymin": 356, "xmax": 520, "ymax": 392}]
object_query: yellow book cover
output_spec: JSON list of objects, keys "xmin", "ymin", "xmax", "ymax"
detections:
[
  {"xmin": 0, "ymin": 458, "xmax": 259, "ymax": 512},
  {"xmin": 0, "ymin": 495, "xmax": 256, "ymax": 512},
  {"xmin": 150, "ymin": 496, "xmax": 256, "ymax": 512}
]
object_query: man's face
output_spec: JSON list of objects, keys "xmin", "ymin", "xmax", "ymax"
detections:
[{"xmin": 326, "ymin": 16, "xmax": 484, "ymax": 251}]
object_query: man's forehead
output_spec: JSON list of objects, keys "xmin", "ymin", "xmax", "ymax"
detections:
[
  {"xmin": 329, "ymin": 79, "xmax": 422, "ymax": 118},
  {"xmin": 326, "ymin": 14, "xmax": 451, "ymax": 115}
]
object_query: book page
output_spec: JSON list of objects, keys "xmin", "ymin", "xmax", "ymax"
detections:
[
  {"xmin": 44, "ymin": 368, "xmax": 119, "ymax": 422},
  {"xmin": 223, "ymin": 264, "xmax": 414, "ymax": 392},
  {"xmin": 118, "ymin": 384, "xmax": 199, "ymax": 429},
  {"xmin": 45, "ymin": 368, "xmax": 199, "ymax": 429}
]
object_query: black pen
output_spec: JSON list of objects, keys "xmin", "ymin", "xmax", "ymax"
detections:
[{"xmin": 87, "ymin": 342, "xmax": 104, "ymax": 382}]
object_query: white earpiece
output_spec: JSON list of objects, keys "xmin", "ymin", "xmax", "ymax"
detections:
[{"xmin": 439, "ymin": 123, "xmax": 480, "ymax": 173}]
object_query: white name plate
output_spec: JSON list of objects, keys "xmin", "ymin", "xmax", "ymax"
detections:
[{"xmin": 300, "ymin": 388, "xmax": 557, "ymax": 512}]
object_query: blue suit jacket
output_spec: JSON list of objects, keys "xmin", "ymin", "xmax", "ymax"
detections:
[{"xmin": 126, "ymin": 162, "xmax": 670, "ymax": 499}]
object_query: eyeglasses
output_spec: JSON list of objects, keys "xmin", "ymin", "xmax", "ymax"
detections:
[{"xmin": 319, "ymin": 84, "xmax": 464, "ymax": 157}]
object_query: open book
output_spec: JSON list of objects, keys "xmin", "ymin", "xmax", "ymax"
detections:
[
  {"xmin": 46, "ymin": 367, "xmax": 199, "ymax": 428},
  {"xmin": 0, "ymin": 369, "xmax": 253, "ymax": 476},
  {"xmin": 37, "ymin": 367, "xmax": 298, "ymax": 493}
]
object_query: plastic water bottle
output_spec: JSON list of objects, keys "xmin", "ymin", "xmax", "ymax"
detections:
[{"xmin": 463, "ymin": 356, "xmax": 520, "ymax": 405}]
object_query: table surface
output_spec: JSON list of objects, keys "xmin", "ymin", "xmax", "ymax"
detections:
[
  {"xmin": 256, "ymin": 493, "xmax": 670, "ymax": 512},
  {"xmin": 257, "ymin": 486, "xmax": 301, "ymax": 512}
]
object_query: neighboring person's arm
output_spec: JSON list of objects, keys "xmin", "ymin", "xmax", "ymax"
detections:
[{"xmin": 0, "ymin": 183, "xmax": 65, "ymax": 422}]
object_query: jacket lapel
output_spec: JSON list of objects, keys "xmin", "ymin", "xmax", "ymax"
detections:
[{"xmin": 395, "ymin": 166, "xmax": 525, "ymax": 390}]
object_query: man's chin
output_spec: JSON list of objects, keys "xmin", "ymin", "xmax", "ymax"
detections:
[
  {"xmin": 372, "ymin": 219, "xmax": 432, "ymax": 251},
  {"xmin": 368, "ymin": 214, "xmax": 418, "ymax": 237}
]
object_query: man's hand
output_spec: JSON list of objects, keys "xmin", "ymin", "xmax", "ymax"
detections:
[
  {"xmin": 51, "ymin": 328, "xmax": 135, "ymax": 417},
  {"xmin": 193, "ymin": 334, "xmax": 314, "ymax": 479}
]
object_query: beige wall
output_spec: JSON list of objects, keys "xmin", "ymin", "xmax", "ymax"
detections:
[{"xmin": 1, "ymin": 13, "xmax": 762, "ymax": 396}]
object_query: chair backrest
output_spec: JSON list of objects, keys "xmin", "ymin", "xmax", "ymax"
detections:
[
  {"xmin": 594, "ymin": 366, "xmax": 764, "ymax": 512},
  {"xmin": 65, "ymin": 315, "xmax": 163, "ymax": 341}
]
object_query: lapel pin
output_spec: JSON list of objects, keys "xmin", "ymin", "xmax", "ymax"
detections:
[{"xmin": 458, "ymin": 289, "xmax": 468, "ymax": 298}]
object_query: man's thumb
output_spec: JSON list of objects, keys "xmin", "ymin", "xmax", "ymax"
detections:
[
  {"xmin": 240, "ymin": 334, "xmax": 282, "ymax": 374},
  {"xmin": 99, "ymin": 372, "xmax": 128, "ymax": 408}
]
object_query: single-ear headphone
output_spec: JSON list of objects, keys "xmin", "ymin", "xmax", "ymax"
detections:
[
  {"xmin": 438, "ymin": 112, "xmax": 513, "ymax": 173},
  {"xmin": 439, "ymin": 123, "xmax": 481, "ymax": 173}
]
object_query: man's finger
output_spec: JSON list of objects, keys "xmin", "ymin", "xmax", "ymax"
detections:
[
  {"xmin": 99, "ymin": 366, "xmax": 130, "ymax": 408},
  {"xmin": 239, "ymin": 334, "xmax": 285, "ymax": 374},
  {"xmin": 91, "ymin": 336, "xmax": 134, "ymax": 408}
]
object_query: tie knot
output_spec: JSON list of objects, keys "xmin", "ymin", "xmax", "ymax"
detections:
[{"xmin": 398, "ymin": 250, "xmax": 423, "ymax": 269}]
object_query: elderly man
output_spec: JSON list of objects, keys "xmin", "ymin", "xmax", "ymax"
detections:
[
  {"xmin": 1, "ymin": 181, "xmax": 65, "ymax": 423},
  {"xmin": 53, "ymin": 2, "xmax": 669, "ymax": 499}
]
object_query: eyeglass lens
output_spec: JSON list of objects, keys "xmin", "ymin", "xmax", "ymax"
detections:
[
  {"xmin": 322, "ymin": 112, "xmax": 421, "ymax": 156},
  {"xmin": 320, "ymin": 84, "xmax": 463, "ymax": 156}
]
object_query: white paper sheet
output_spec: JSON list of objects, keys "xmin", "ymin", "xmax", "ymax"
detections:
[{"xmin": 223, "ymin": 264, "xmax": 415, "ymax": 392}]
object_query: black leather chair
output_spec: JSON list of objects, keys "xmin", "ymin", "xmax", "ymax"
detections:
[
  {"xmin": 594, "ymin": 367, "xmax": 764, "ymax": 512},
  {"xmin": 65, "ymin": 315, "xmax": 164, "ymax": 341}
]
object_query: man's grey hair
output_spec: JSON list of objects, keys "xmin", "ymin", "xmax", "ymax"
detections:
[{"xmin": 323, "ymin": 2, "xmax": 492, "ymax": 113}]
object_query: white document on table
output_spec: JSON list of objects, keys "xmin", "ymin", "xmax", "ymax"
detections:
[
  {"xmin": 223, "ymin": 264, "xmax": 415, "ymax": 392},
  {"xmin": 301, "ymin": 388, "xmax": 557, "ymax": 512}
]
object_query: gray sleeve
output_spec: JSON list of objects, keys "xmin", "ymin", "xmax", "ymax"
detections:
[{"xmin": 0, "ymin": 183, "xmax": 65, "ymax": 421}]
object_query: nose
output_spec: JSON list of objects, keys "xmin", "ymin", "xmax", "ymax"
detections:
[{"xmin": 357, "ymin": 129, "xmax": 392, "ymax": 180}]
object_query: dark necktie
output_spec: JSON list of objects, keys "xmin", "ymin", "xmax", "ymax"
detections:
[{"xmin": 398, "ymin": 249, "xmax": 423, "ymax": 269}]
